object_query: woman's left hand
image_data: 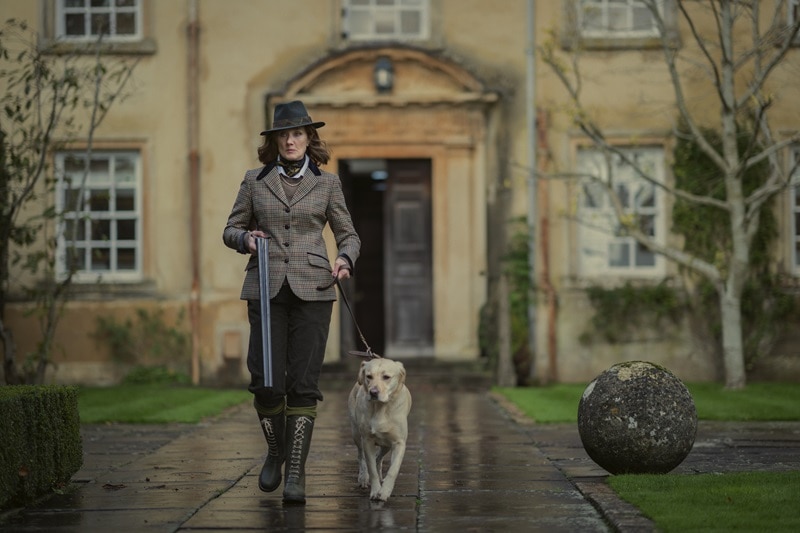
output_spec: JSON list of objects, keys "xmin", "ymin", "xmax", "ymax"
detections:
[{"xmin": 332, "ymin": 257, "xmax": 351, "ymax": 281}]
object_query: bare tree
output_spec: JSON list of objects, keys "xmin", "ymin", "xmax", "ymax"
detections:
[
  {"xmin": 0, "ymin": 19, "xmax": 137, "ymax": 384},
  {"xmin": 541, "ymin": 1, "xmax": 800, "ymax": 389}
]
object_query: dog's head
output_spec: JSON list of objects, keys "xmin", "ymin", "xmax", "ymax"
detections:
[{"xmin": 358, "ymin": 358, "xmax": 406, "ymax": 403}]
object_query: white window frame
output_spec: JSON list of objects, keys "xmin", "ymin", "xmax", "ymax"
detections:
[
  {"xmin": 577, "ymin": 146, "xmax": 666, "ymax": 277},
  {"xmin": 55, "ymin": 0, "xmax": 142, "ymax": 42},
  {"xmin": 55, "ymin": 151, "xmax": 143, "ymax": 283},
  {"xmin": 791, "ymin": 145, "xmax": 800, "ymax": 274},
  {"xmin": 578, "ymin": 0, "xmax": 662, "ymax": 39},
  {"xmin": 343, "ymin": 0, "xmax": 430, "ymax": 42}
]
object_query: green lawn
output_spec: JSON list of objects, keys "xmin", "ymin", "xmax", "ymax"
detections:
[
  {"xmin": 608, "ymin": 471, "xmax": 800, "ymax": 533},
  {"xmin": 494, "ymin": 381, "xmax": 800, "ymax": 423},
  {"xmin": 495, "ymin": 381, "xmax": 800, "ymax": 533},
  {"xmin": 78, "ymin": 385, "xmax": 251, "ymax": 424}
]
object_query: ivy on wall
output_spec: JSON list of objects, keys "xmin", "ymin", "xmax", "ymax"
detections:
[
  {"xmin": 92, "ymin": 307, "xmax": 191, "ymax": 384},
  {"xmin": 479, "ymin": 217, "xmax": 531, "ymax": 384},
  {"xmin": 581, "ymin": 281, "xmax": 685, "ymax": 345}
]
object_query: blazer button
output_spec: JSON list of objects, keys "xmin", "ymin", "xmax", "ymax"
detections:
[
  {"xmin": 284, "ymin": 224, "xmax": 289, "ymax": 229},
  {"xmin": 284, "ymin": 207, "xmax": 290, "ymax": 213},
  {"xmin": 283, "ymin": 242, "xmax": 290, "ymax": 246},
  {"xmin": 284, "ymin": 258, "xmax": 289, "ymax": 263}
]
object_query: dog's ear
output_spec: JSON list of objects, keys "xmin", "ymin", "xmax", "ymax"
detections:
[
  {"xmin": 396, "ymin": 361, "xmax": 406, "ymax": 385},
  {"xmin": 357, "ymin": 361, "xmax": 367, "ymax": 385}
]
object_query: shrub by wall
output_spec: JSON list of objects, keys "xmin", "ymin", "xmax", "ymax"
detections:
[{"xmin": 0, "ymin": 386, "xmax": 82, "ymax": 508}]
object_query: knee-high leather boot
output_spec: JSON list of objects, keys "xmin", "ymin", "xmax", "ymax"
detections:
[
  {"xmin": 282, "ymin": 415, "xmax": 315, "ymax": 504},
  {"xmin": 257, "ymin": 413, "xmax": 285, "ymax": 492}
]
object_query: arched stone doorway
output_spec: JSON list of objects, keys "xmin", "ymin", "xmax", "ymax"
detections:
[{"xmin": 266, "ymin": 47, "xmax": 498, "ymax": 362}]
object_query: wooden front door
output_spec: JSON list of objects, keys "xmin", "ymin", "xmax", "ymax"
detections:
[{"xmin": 384, "ymin": 160, "xmax": 433, "ymax": 357}]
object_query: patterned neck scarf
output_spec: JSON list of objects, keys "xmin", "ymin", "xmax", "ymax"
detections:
[{"xmin": 279, "ymin": 155, "xmax": 306, "ymax": 178}]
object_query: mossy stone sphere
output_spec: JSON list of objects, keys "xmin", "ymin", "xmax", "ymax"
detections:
[{"xmin": 577, "ymin": 361, "xmax": 697, "ymax": 475}]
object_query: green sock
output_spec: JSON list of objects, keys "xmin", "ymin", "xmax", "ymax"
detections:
[
  {"xmin": 253, "ymin": 397, "xmax": 285, "ymax": 417},
  {"xmin": 285, "ymin": 405, "xmax": 317, "ymax": 418}
]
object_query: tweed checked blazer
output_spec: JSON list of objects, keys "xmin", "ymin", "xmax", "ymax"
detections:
[{"xmin": 223, "ymin": 161, "xmax": 360, "ymax": 301}]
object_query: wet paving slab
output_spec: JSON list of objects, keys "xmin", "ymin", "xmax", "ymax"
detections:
[{"xmin": 3, "ymin": 380, "xmax": 800, "ymax": 532}]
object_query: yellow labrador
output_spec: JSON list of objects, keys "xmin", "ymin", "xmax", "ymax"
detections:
[{"xmin": 348, "ymin": 357, "xmax": 412, "ymax": 502}]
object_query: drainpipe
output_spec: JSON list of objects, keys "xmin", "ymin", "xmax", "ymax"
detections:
[
  {"xmin": 188, "ymin": 0, "xmax": 201, "ymax": 385},
  {"xmin": 526, "ymin": 0, "xmax": 538, "ymax": 382},
  {"xmin": 537, "ymin": 109, "xmax": 559, "ymax": 383}
]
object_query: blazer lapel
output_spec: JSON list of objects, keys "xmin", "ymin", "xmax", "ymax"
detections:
[
  {"xmin": 261, "ymin": 166, "xmax": 289, "ymax": 206},
  {"xmin": 289, "ymin": 167, "xmax": 319, "ymax": 206}
]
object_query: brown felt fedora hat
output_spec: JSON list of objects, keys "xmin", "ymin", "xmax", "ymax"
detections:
[{"xmin": 260, "ymin": 100, "xmax": 325, "ymax": 135}]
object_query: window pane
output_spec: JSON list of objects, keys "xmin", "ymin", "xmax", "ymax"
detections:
[
  {"xmin": 63, "ymin": 189, "xmax": 83, "ymax": 212},
  {"xmin": 116, "ymin": 13, "xmax": 136, "ymax": 35},
  {"xmin": 65, "ymin": 156, "xmax": 85, "ymax": 173},
  {"xmin": 116, "ymin": 0, "xmax": 136, "ymax": 6},
  {"xmin": 89, "ymin": 158, "xmax": 109, "ymax": 183},
  {"xmin": 374, "ymin": 12, "xmax": 396, "ymax": 34},
  {"xmin": 400, "ymin": 10, "xmax": 421, "ymax": 34},
  {"xmin": 607, "ymin": 5, "xmax": 628, "ymax": 31},
  {"xmin": 115, "ymin": 157, "xmax": 136, "ymax": 183},
  {"xmin": 116, "ymin": 189, "xmax": 135, "ymax": 211},
  {"xmin": 117, "ymin": 248, "xmax": 136, "ymax": 270},
  {"xmin": 92, "ymin": 248, "xmax": 111, "ymax": 269},
  {"xmin": 581, "ymin": 6, "xmax": 603, "ymax": 32},
  {"xmin": 615, "ymin": 182, "xmax": 630, "ymax": 208},
  {"xmin": 796, "ymin": 240, "xmax": 800, "ymax": 267},
  {"xmin": 348, "ymin": 11, "xmax": 371, "ymax": 34},
  {"xmin": 636, "ymin": 182, "xmax": 655, "ymax": 208},
  {"xmin": 91, "ymin": 220, "xmax": 111, "ymax": 240},
  {"xmin": 350, "ymin": 0, "xmax": 369, "ymax": 5},
  {"xmin": 635, "ymin": 241, "xmax": 655, "ymax": 266},
  {"xmin": 583, "ymin": 182, "xmax": 605, "ymax": 208},
  {"xmin": 117, "ymin": 219, "xmax": 136, "ymax": 240},
  {"xmin": 91, "ymin": 0, "xmax": 111, "ymax": 7},
  {"xmin": 639, "ymin": 214, "xmax": 655, "ymax": 237},
  {"xmin": 89, "ymin": 190, "xmax": 110, "ymax": 211},
  {"xmin": 64, "ymin": 219, "xmax": 86, "ymax": 241},
  {"xmin": 376, "ymin": 0, "xmax": 396, "ymax": 5},
  {"xmin": 609, "ymin": 242, "xmax": 630, "ymax": 267},
  {"xmin": 632, "ymin": 5, "xmax": 653, "ymax": 31},
  {"xmin": 68, "ymin": 246, "xmax": 87, "ymax": 271},
  {"xmin": 65, "ymin": 14, "xmax": 85, "ymax": 36},
  {"xmin": 90, "ymin": 13, "xmax": 111, "ymax": 35}
]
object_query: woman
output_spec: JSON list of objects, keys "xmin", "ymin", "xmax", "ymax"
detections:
[{"xmin": 223, "ymin": 100, "xmax": 360, "ymax": 504}]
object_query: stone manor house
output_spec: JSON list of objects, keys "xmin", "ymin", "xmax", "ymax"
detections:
[{"xmin": 2, "ymin": 0, "xmax": 799, "ymax": 385}]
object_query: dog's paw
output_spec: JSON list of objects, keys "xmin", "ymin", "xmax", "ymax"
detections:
[
  {"xmin": 369, "ymin": 484, "xmax": 383, "ymax": 501},
  {"xmin": 370, "ymin": 491, "xmax": 387, "ymax": 502},
  {"xmin": 373, "ymin": 487, "xmax": 392, "ymax": 502}
]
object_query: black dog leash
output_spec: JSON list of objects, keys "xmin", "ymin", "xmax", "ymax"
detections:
[{"xmin": 317, "ymin": 276, "xmax": 381, "ymax": 360}]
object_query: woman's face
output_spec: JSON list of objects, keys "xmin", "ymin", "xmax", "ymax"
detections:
[{"xmin": 276, "ymin": 127, "xmax": 309, "ymax": 161}]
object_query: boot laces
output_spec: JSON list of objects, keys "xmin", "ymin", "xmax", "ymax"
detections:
[
  {"xmin": 286, "ymin": 416, "xmax": 312, "ymax": 480},
  {"xmin": 261, "ymin": 418, "xmax": 279, "ymax": 457}
]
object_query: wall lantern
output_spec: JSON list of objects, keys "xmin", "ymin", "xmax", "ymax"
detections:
[{"xmin": 373, "ymin": 56, "xmax": 394, "ymax": 93}]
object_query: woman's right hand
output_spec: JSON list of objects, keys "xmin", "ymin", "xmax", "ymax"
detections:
[{"xmin": 247, "ymin": 230, "xmax": 268, "ymax": 254}]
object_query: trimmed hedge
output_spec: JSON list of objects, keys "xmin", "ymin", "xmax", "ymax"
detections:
[{"xmin": 0, "ymin": 386, "xmax": 83, "ymax": 508}]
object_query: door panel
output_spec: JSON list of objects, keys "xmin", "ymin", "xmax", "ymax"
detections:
[{"xmin": 384, "ymin": 160, "xmax": 433, "ymax": 357}]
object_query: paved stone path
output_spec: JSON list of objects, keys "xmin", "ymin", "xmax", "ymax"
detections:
[{"xmin": 2, "ymin": 381, "xmax": 800, "ymax": 532}]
